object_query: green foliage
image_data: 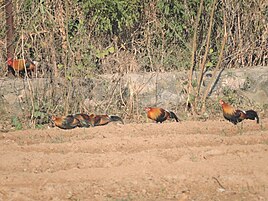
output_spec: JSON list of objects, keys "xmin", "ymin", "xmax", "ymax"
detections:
[
  {"xmin": 1, "ymin": 0, "xmax": 266, "ymax": 75},
  {"xmin": 205, "ymin": 48, "xmax": 217, "ymax": 68},
  {"xmin": 96, "ymin": 46, "xmax": 115, "ymax": 59},
  {"xmin": 68, "ymin": 19, "xmax": 80, "ymax": 39},
  {"xmin": 81, "ymin": 0, "xmax": 141, "ymax": 34},
  {"xmin": 156, "ymin": 0, "xmax": 197, "ymax": 49},
  {"xmin": 32, "ymin": 100, "xmax": 51, "ymax": 127},
  {"xmin": 11, "ymin": 117, "xmax": 23, "ymax": 130}
]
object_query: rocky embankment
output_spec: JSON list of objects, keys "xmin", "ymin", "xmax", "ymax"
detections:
[{"xmin": 0, "ymin": 66, "xmax": 267, "ymax": 129}]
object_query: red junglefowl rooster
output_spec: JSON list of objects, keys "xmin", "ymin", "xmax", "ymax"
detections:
[
  {"xmin": 145, "ymin": 107, "xmax": 179, "ymax": 123},
  {"xmin": 7, "ymin": 57, "xmax": 36, "ymax": 77},
  {"xmin": 88, "ymin": 114, "xmax": 124, "ymax": 127},
  {"xmin": 219, "ymin": 99, "xmax": 259, "ymax": 125},
  {"xmin": 51, "ymin": 115, "xmax": 81, "ymax": 129}
]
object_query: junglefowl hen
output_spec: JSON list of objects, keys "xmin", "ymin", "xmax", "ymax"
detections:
[
  {"xmin": 88, "ymin": 114, "xmax": 124, "ymax": 127},
  {"xmin": 7, "ymin": 57, "xmax": 36, "ymax": 77},
  {"xmin": 51, "ymin": 115, "xmax": 80, "ymax": 129},
  {"xmin": 219, "ymin": 99, "xmax": 259, "ymax": 125},
  {"xmin": 145, "ymin": 107, "xmax": 179, "ymax": 123}
]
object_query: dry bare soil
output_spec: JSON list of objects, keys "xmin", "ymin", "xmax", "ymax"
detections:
[{"xmin": 1, "ymin": 119, "xmax": 268, "ymax": 201}]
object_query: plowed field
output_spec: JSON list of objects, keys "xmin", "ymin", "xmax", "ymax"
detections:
[{"xmin": 1, "ymin": 119, "xmax": 268, "ymax": 200}]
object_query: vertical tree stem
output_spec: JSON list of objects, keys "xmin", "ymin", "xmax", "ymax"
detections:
[
  {"xmin": 201, "ymin": 12, "xmax": 227, "ymax": 113},
  {"xmin": 196, "ymin": 0, "xmax": 217, "ymax": 100},
  {"xmin": 185, "ymin": 0, "xmax": 203, "ymax": 114},
  {"xmin": 5, "ymin": 0, "xmax": 14, "ymax": 75}
]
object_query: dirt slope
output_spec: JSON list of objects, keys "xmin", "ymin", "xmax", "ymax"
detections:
[{"xmin": 1, "ymin": 119, "xmax": 268, "ymax": 201}]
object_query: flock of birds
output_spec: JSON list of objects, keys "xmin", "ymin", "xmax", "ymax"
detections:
[
  {"xmin": 51, "ymin": 100, "xmax": 259, "ymax": 130},
  {"xmin": 6, "ymin": 58, "xmax": 260, "ymax": 129}
]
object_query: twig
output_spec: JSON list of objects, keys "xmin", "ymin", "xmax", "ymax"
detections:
[
  {"xmin": 21, "ymin": 31, "xmax": 36, "ymax": 128},
  {"xmin": 119, "ymin": 78, "xmax": 127, "ymax": 108},
  {"xmin": 104, "ymin": 74, "xmax": 122, "ymax": 113},
  {"xmin": 201, "ymin": 10, "xmax": 228, "ymax": 113},
  {"xmin": 212, "ymin": 176, "xmax": 226, "ymax": 190}
]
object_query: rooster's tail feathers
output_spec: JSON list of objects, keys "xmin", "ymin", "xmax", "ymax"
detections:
[
  {"xmin": 109, "ymin": 115, "xmax": 124, "ymax": 124},
  {"xmin": 169, "ymin": 111, "xmax": 179, "ymax": 122},
  {"xmin": 245, "ymin": 110, "xmax": 259, "ymax": 124}
]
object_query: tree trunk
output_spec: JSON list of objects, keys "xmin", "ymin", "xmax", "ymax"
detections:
[
  {"xmin": 5, "ymin": 0, "xmax": 14, "ymax": 74},
  {"xmin": 5, "ymin": 0, "xmax": 14, "ymax": 58}
]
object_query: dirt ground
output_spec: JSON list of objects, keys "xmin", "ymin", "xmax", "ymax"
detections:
[{"xmin": 0, "ymin": 118, "xmax": 268, "ymax": 201}]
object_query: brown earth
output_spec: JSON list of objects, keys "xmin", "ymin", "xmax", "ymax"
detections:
[{"xmin": 0, "ymin": 118, "xmax": 268, "ymax": 201}]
